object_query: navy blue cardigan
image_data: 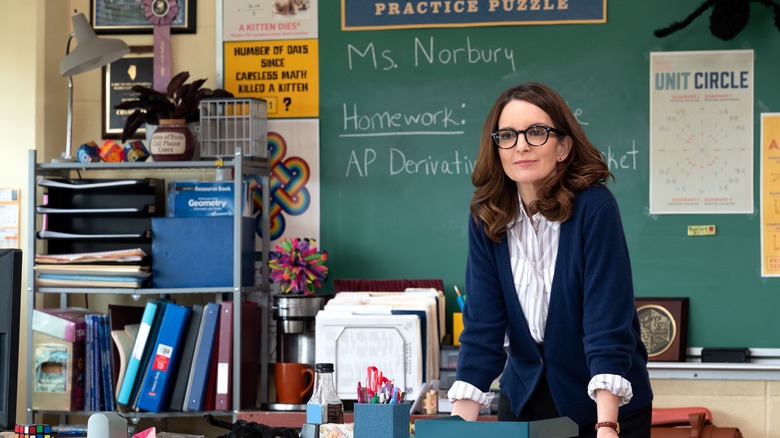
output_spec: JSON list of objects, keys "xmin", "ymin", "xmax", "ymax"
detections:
[{"xmin": 456, "ymin": 185, "xmax": 652, "ymax": 426}]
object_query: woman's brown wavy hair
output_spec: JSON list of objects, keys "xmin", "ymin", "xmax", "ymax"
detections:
[{"xmin": 470, "ymin": 82, "xmax": 612, "ymax": 242}]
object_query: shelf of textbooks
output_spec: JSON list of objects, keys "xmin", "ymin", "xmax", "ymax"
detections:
[{"xmin": 25, "ymin": 149, "xmax": 272, "ymax": 424}]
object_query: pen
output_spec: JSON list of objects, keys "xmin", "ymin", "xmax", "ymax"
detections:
[{"xmin": 454, "ymin": 285, "xmax": 466, "ymax": 311}]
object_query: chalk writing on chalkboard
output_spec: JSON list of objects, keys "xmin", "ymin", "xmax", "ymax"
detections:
[{"xmin": 347, "ymin": 37, "xmax": 516, "ymax": 73}]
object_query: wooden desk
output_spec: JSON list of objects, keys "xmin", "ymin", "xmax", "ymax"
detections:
[{"xmin": 237, "ymin": 411, "xmax": 497, "ymax": 428}]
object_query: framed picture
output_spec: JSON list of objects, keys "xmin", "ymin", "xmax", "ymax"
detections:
[
  {"xmin": 91, "ymin": 0, "xmax": 196, "ymax": 34},
  {"xmin": 635, "ymin": 297, "xmax": 689, "ymax": 362},
  {"xmin": 102, "ymin": 46, "xmax": 154, "ymax": 140}
]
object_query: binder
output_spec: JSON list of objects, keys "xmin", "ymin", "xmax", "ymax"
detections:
[
  {"xmin": 203, "ymin": 335, "xmax": 219, "ymax": 411},
  {"xmin": 183, "ymin": 302, "xmax": 220, "ymax": 412},
  {"xmin": 168, "ymin": 304, "xmax": 203, "ymax": 411},
  {"xmin": 212, "ymin": 301, "xmax": 262, "ymax": 410},
  {"xmin": 116, "ymin": 300, "xmax": 164, "ymax": 406},
  {"xmin": 130, "ymin": 301, "xmax": 168, "ymax": 410},
  {"xmin": 136, "ymin": 303, "xmax": 191, "ymax": 412},
  {"xmin": 214, "ymin": 301, "xmax": 233, "ymax": 411}
]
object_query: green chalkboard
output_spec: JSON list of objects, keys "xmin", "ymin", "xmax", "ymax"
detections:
[{"xmin": 319, "ymin": 1, "xmax": 780, "ymax": 348}]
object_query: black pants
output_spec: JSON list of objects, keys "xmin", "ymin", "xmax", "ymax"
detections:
[{"xmin": 498, "ymin": 378, "xmax": 652, "ymax": 438}]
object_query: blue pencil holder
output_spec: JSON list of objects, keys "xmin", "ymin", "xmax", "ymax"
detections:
[{"xmin": 354, "ymin": 403, "xmax": 411, "ymax": 438}]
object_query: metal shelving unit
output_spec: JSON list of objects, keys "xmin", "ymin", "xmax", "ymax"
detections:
[{"xmin": 25, "ymin": 149, "xmax": 271, "ymax": 423}]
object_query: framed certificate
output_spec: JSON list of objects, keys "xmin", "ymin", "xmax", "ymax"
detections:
[
  {"xmin": 635, "ymin": 297, "xmax": 689, "ymax": 362},
  {"xmin": 102, "ymin": 46, "xmax": 154, "ymax": 140},
  {"xmin": 91, "ymin": 0, "xmax": 196, "ymax": 34}
]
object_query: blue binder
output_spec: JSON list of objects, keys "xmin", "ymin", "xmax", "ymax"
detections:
[
  {"xmin": 183, "ymin": 302, "xmax": 220, "ymax": 412},
  {"xmin": 136, "ymin": 303, "xmax": 191, "ymax": 412}
]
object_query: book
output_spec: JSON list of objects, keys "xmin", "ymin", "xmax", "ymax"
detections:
[
  {"xmin": 111, "ymin": 329, "xmax": 134, "ymax": 399},
  {"xmin": 84, "ymin": 314, "xmax": 101, "ymax": 411},
  {"xmin": 107, "ymin": 304, "xmax": 145, "ymax": 392},
  {"xmin": 31, "ymin": 307, "xmax": 90, "ymax": 342},
  {"xmin": 116, "ymin": 300, "xmax": 163, "ymax": 406},
  {"xmin": 136, "ymin": 303, "xmax": 191, "ymax": 413},
  {"xmin": 183, "ymin": 302, "xmax": 220, "ymax": 412},
  {"xmin": 99, "ymin": 314, "xmax": 115, "ymax": 412},
  {"xmin": 168, "ymin": 304, "xmax": 203, "ymax": 411},
  {"xmin": 167, "ymin": 181, "xmax": 251, "ymax": 217}
]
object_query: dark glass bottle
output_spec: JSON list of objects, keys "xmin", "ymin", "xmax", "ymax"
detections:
[{"xmin": 305, "ymin": 363, "xmax": 344, "ymax": 424}]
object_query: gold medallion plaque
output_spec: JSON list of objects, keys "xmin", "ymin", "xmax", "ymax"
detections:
[{"xmin": 635, "ymin": 298, "xmax": 689, "ymax": 362}]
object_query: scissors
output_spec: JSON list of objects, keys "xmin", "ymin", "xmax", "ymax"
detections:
[{"xmin": 366, "ymin": 366, "xmax": 380, "ymax": 393}]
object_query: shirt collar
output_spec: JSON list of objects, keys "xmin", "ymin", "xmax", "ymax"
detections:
[{"xmin": 507, "ymin": 196, "xmax": 561, "ymax": 232}]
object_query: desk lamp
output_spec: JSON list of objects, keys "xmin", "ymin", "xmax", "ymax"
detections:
[{"xmin": 57, "ymin": 11, "xmax": 129, "ymax": 162}]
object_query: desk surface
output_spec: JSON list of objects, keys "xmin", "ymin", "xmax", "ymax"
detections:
[{"xmin": 237, "ymin": 411, "xmax": 497, "ymax": 428}]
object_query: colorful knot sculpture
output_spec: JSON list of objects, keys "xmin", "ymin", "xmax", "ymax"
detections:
[{"xmin": 268, "ymin": 238, "xmax": 328, "ymax": 294}]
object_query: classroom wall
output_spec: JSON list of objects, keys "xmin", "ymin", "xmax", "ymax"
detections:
[{"xmin": 1, "ymin": 0, "xmax": 41, "ymax": 425}]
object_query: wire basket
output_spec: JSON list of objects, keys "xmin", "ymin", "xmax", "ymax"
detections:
[{"xmin": 198, "ymin": 98, "xmax": 267, "ymax": 159}]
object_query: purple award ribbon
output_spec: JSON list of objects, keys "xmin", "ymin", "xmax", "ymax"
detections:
[{"xmin": 144, "ymin": 0, "xmax": 179, "ymax": 92}]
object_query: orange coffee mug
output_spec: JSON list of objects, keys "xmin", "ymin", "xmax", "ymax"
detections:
[{"xmin": 275, "ymin": 362, "xmax": 315, "ymax": 404}]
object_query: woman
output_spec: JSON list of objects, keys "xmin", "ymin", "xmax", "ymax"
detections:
[{"xmin": 448, "ymin": 82, "xmax": 652, "ymax": 437}]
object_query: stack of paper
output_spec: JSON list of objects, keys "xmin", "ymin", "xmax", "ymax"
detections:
[
  {"xmin": 34, "ymin": 248, "xmax": 150, "ymax": 288},
  {"xmin": 314, "ymin": 288, "xmax": 445, "ymax": 403}
]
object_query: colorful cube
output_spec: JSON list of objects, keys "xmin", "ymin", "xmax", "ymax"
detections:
[
  {"xmin": 99, "ymin": 140, "xmax": 125, "ymax": 162},
  {"xmin": 124, "ymin": 140, "xmax": 150, "ymax": 162},
  {"xmin": 76, "ymin": 141, "xmax": 101, "ymax": 163}
]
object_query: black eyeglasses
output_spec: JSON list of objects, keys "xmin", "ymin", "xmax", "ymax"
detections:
[{"xmin": 491, "ymin": 125, "xmax": 566, "ymax": 149}]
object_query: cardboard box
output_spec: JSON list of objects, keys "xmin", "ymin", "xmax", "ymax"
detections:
[
  {"xmin": 151, "ymin": 216, "xmax": 255, "ymax": 288},
  {"xmin": 31, "ymin": 308, "xmax": 90, "ymax": 342},
  {"xmin": 31, "ymin": 331, "xmax": 84, "ymax": 411},
  {"xmin": 167, "ymin": 181, "xmax": 251, "ymax": 217}
]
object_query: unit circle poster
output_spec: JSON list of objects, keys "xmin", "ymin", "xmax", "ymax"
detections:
[{"xmin": 649, "ymin": 50, "xmax": 754, "ymax": 214}]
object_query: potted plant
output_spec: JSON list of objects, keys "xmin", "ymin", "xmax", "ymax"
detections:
[{"xmin": 115, "ymin": 71, "xmax": 234, "ymax": 147}]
